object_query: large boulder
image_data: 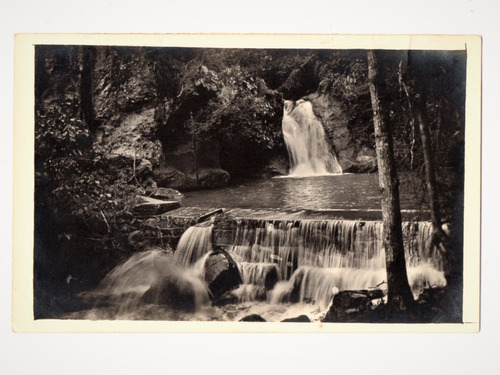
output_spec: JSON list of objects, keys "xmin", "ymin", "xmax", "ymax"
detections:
[
  {"xmin": 197, "ymin": 168, "xmax": 231, "ymax": 189},
  {"xmin": 142, "ymin": 278, "xmax": 196, "ymax": 311},
  {"xmin": 204, "ymin": 249, "xmax": 242, "ymax": 301},
  {"xmin": 322, "ymin": 289, "xmax": 385, "ymax": 323},
  {"xmin": 263, "ymin": 265, "xmax": 279, "ymax": 291},
  {"xmin": 156, "ymin": 167, "xmax": 230, "ymax": 190},
  {"xmin": 133, "ymin": 195, "xmax": 181, "ymax": 216},
  {"xmin": 281, "ymin": 315, "xmax": 311, "ymax": 323},
  {"xmin": 261, "ymin": 156, "xmax": 289, "ymax": 178},
  {"xmin": 338, "ymin": 146, "xmax": 377, "ymax": 173},
  {"xmin": 147, "ymin": 187, "xmax": 184, "ymax": 201},
  {"xmin": 239, "ymin": 314, "xmax": 266, "ymax": 322}
]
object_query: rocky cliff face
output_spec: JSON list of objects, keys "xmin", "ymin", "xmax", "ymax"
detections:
[
  {"xmin": 37, "ymin": 46, "xmax": 236, "ymax": 191},
  {"xmin": 92, "ymin": 47, "xmax": 162, "ymax": 179},
  {"xmin": 36, "ymin": 46, "xmax": 378, "ymax": 195},
  {"xmin": 307, "ymin": 93, "xmax": 377, "ymax": 173},
  {"xmin": 278, "ymin": 51, "xmax": 377, "ymax": 174},
  {"xmin": 90, "ymin": 47, "xmax": 230, "ymax": 190}
]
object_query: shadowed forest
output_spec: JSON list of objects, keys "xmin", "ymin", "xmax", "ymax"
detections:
[{"xmin": 34, "ymin": 45, "xmax": 466, "ymax": 322}]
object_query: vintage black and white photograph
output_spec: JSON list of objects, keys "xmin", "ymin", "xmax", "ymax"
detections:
[{"xmin": 15, "ymin": 34, "xmax": 480, "ymax": 330}]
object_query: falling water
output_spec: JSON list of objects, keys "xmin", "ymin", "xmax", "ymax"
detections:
[
  {"xmin": 174, "ymin": 220, "xmax": 214, "ymax": 266},
  {"xmin": 230, "ymin": 262, "xmax": 280, "ymax": 302},
  {"xmin": 226, "ymin": 219, "xmax": 446, "ymax": 307},
  {"xmin": 97, "ymin": 248, "xmax": 179, "ymax": 296},
  {"xmin": 239, "ymin": 262, "xmax": 280, "ymax": 288},
  {"xmin": 78, "ymin": 222, "xmax": 218, "ymax": 319},
  {"xmin": 282, "ymin": 99, "xmax": 342, "ymax": 176},
  {"xmin": 75, "ymin": 217, "xmax": 445, "ymax": 321},
  {"xmin": 82, "ymin": 248, "xmax": 211, "ymax": 319}
]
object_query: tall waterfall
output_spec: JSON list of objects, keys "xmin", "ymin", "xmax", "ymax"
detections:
[{"xmin": 282, "ymin": 99, "xmax": 342, "ymax": 176}]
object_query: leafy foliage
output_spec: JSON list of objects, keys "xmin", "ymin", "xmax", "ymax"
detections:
[
  {"xmin": 161, "ymin": 52, "xmax": 286, "ymax": 178},
  {"xmin": 35, "ymin": 47, "xmax": 144, "ymax": 252}
]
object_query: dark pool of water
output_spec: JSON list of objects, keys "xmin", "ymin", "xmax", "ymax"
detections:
[{"xmin": 181, "ymin": 173, "xmax": 420, "ymax": 211}]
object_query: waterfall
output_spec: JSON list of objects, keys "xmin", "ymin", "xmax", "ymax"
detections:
[
  {"xmin": 174, "ymin": 221, "xmax": 214, "ymax": 266},
  {"xmin": 268, "ymin": 267, "xmax": 387, "ymax": 309},
  {"xmin": 83, "ymin": 216, "xmax": 446, "ymax": 320},
  {"xmin": 239, "ymin": 262, "xmax": 280, "ymax": 288},
  {"xmin": 227, "ymin": 219, "xmax": 442, "ymax": 279},
  {"xmin": 226, "ymin": 219, "xmax": 446, "ymax": 306},
  {"xmin": 231, "ymin": 262, "xmax": 280, "ymax": 302},
  {"xmin": 282, "ymin": 99, "xmax": 342, "ymax": 176},
  {"xmin": 89, "ymin": 248, "xmax": 211, "ymax": 318},
  {"xmin": 97, "ymin": 248, "xmax": 179, "ymax": 296},
  {"xmin": 83, "ymin": 221, "xmax": 217, "ymax": 318}
]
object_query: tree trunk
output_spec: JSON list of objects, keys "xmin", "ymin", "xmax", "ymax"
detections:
[
  {"xmin": 366, "ymin": 51, "xmax": 415, "ymax": 314},
  {"xmin": 414, "ymin": 93, "xmax": 453, "ymax": 276},
  {"xmin": 413, "ymin": 90, "xmax": 463, "ymax": 321},
  {"xmin": 415, "ymin": 95, "xmax": 444, "ymax": 231}
]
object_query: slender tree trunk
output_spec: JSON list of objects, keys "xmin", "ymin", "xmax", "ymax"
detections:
[
  {"xmin": 366, "ymin": 51, "xmax": 415, "ymax": 314},
  {"xmin": 414, "ymin": 95, "xmax": 445, "ymax": 231},
  {"xmin": 414, "ymin": 93, "xmax": 452, "ymax": 276},
  {"xmin": 413, "ymin": 90, "xmax": 463, "ymax": 321},
  {"xmin": 398, "ymin": 57, "xmax": 452, "ymax": 276}
]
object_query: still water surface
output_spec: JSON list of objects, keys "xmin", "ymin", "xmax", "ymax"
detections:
[{"xmin": 182, "ymin": 173, "xmax": 418, "ymax": 211}]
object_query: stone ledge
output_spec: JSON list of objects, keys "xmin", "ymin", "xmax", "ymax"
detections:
[{"xmin": 133, "ymin": 196, "xmax": 181, "ymax": 216}]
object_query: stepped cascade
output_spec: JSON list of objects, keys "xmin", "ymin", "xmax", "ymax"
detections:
[
  {"xmin": 282, "ymin": 99, "xmax": 342, "ymax": 176},
  {"xmin": 226, "ymin": 219, "xmax": 445, "ymax": 308},
  {"xmin": 87, "ymin": 217, "xmax": 446, "ymax": 320}
]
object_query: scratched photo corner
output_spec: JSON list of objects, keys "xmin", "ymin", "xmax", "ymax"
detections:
[{"xmin": 18, "ymin": 34, "xmax": 480, "ymax": 331}]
